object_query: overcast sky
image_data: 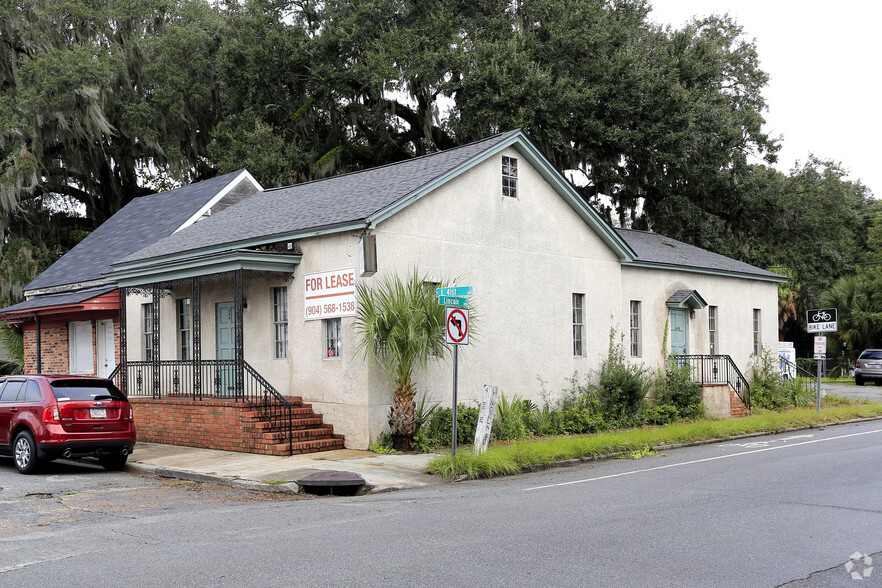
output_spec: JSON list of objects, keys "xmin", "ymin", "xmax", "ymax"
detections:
[{"xmin": 650, "ymin": 1, "xmax": 881, "ymax": 198}]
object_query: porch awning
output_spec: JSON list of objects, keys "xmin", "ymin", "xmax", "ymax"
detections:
[
  {"xmin": 0, "ymin": 285, "xmax": 118, "ymax": 322},
  {"xmin": 665, "ymin": 289, "xmax": 707, "ymax": 309},
  {"xmin": 105, "ymin": 248, "xmax": 301, "ymax": 287}
]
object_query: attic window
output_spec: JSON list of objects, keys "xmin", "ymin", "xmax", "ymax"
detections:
[{"xmin": 502, "ymin": 156, "xmax": 518, "ymax": 198}]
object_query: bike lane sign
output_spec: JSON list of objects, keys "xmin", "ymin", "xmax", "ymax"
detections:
[{"xmin": 806, "ymin": 308, "xmax": 837, "ymax": 333}]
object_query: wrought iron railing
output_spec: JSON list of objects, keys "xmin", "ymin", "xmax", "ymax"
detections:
[
  {"xmin": 108, "ymin": 360, "xmax": 293, "ymax": 453},
  {"xmin": 778, "ymin": 357, "xmax": 819, "ymax": 399},
  {"xmin": 673, "ymin": 354, "xmax": 751, "ymax": 410}
]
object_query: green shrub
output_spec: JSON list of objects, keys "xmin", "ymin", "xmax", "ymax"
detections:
[
  {"xmin": 421, "ymin": 404, "xmax": 480, "ymax": 447},
  {"xmin": 655, "ymin": 358, "xmax": 705, "ymax": 420},
  {"xmin": 554, "ymin": 407, "xmax": 606, "ymax": 434},
  {"xmin": 492, "ymin": 392, "xmax": 528, "ymax": 441},
  {"xmin": 642, "ymin": 404, "xmax": 680, "ymax": 425},
  {"xmin": 370, "ymin": 432, "xmax": 395, "ymax": 454},
  {"xmin": 597, "ymin": 335, "xmax": 650, "ymax": 419},
  {"xmin": 751, "ymin": 348, "xmax": 814, "ymax": 410}
]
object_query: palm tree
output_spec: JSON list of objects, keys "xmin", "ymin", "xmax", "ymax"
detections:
[
  {"xmin": 353, "ymin": 271, "xmax": 449, "ymax": 450},
  {"xmin": 820, "ymin": 273, "xmax": 882, "ymax": 359}
]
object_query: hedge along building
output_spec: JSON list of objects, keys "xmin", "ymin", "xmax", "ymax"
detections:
[
  {"xmin": 96, "ymin": 130, "xmax": 784, "ymax": 453},
  {"xmin": 0, "ymin": 170, "xmax": 262, "ymax": 379}
]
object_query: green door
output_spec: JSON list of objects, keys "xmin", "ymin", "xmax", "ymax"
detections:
[
  {"xmin": 670, "ymin": 309, "xmax": 688, "ymax": 355},
  {"xmin": 216, "ymin": 301, "xmax": 236, "ymax": 396}
]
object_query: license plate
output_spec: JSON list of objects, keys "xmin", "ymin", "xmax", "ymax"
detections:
[{"xmin": 90, "ymin": 408, "xmax": 107, "ymax": 419}]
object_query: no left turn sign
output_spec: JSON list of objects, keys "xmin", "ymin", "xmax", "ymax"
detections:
[{"xmin": 446, "ymin": 308, "xmax": 469, "ymax": 345}]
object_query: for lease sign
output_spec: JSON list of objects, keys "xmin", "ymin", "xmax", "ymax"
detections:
[{"xmin": 303, "ymin": 268, "xmax": 357, "ymax": 321}]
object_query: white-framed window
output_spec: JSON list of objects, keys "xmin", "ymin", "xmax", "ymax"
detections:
[
  {"xmin": 708, "ymin": 306, "xmax": 718, "ymax": 355},
  {"xmin": 325, "ymin": 318, "xmax": 341, "ymax": 358},
  {"xmin": 273, "ymin": 286, "xmax": 288, "ymax": 359},
  {"xmin": 142, "ymin": 303, "xmax": 154, "ymax": 361},
  {"xmin": 502, "ymin": 156, "xmax": 518, "ymax": 198},
  {"xmin": 629, "ymin": 301, "xmax": 641, "ymax": 357},
  {"xmin": 573, "ymin": 293, "xmax": 584, "ymax": 356},
  {"xmin": 177, "ymin": 298, "xmax": 191, "ymax": 360},
  {"xmin": 68, "ymin": 321, "xmax": 93, "ymax": 374},
  {"xmin": 753, "ymin": 309, "xmax": 761, "ymax": 355}
]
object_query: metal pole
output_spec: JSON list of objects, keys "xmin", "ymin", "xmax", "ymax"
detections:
[
  {"xmin": 816, "ymin": 355, "xmax": 822, "ymax": 413},
  {"xmin": 452, "ymin": 344, "xmax": 458, "ymax": 456}
]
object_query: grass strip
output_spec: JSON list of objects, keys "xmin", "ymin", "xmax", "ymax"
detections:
[{"xmin": 425, "ymin": 403, "xmax": 882, "ymax": 480}]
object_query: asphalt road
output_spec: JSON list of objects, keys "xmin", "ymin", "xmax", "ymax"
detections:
[{"xmin": 2, "ymin": 420, "xmax": 881, "ymax": 587}]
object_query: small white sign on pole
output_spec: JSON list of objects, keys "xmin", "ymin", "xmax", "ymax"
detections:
[
  {"xmin": 473, "ymin": 385, "xmax": 499, "ymax": 454},
  {"xmin": 814, "ymin": 336, "xmax": 827, "ymax": 356}
]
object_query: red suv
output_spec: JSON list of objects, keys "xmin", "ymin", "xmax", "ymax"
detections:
[{"xmin": 0, "ymin": 375, "xmax": 136, "ymax": 474}]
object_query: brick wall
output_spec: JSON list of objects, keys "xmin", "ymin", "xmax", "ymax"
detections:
[
  {"xmin": 131, "ymin": 398, "xmax": 267, "ymax": 454},
  {"xmin": 24, "ymin": 325, "xmax": 69, "ymax": 373},
  {"xmin": 23, "ymin": 316, "xmax": 120, "ymax": 375}
]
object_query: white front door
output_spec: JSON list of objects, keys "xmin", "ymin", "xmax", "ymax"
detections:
[
  {"xmin": 97, "ymin": 319, "xmax": 115, "ymax": 378},
  {"xmin": 69, "ymin": 321, "xmax": 94, "ymax": 374}
]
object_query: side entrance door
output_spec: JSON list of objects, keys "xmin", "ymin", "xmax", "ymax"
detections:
[
  {"xmin": 97, "ymin": 319, "xmax": 115, "ymax": 378},
  {"xmin": 216, "ymin": 302, "xmax": 236, "ymax": 397},
  {"xmin": 670, "ymin": 309, "xmax": 689, "ymax": 355}
]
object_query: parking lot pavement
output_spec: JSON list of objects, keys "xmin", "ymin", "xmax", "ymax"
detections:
[{"xmin": 824, "ymin": 381, "xmax": 882, "ymax": 403}]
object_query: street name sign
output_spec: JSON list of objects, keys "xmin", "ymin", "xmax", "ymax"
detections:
[
  {"xmin": 436, "ymin": 286, "xmax": 473, "ymax": 297},
  {"xmin": 438, "ymin": 296, "xmax": 469, "ymax": 308},
  {"xmin": 806, "ymin": 308, "xmax": 838, "ymax": 333}
]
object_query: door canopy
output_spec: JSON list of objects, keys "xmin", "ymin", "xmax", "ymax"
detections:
[{"xmin": 665, "ymin": 289, "xmax": 708, "ymax": 310}]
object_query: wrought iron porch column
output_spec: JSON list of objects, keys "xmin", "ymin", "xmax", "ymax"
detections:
[
  {"xmin": 192, "ymin": 277, "xmax": 202, "ymax": 400},
  {"xmin": 118, "ymin": 287, "xmax": 127, "ymax": 394},
  {"xmin": 234, "ymin": 268, "xmax": 244, "ymax": 399},
  {"xmin": 151, "ymin": 285, "xmax": 161, "ymax": 399},
  {"xmin": 35, "ymin": 315, "xmax": 41, "ymax": 373}
]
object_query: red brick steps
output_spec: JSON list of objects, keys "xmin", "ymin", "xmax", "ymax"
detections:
[{"xmin": 130, "ymin": 396, "xmax": 344, "ymax": 456}]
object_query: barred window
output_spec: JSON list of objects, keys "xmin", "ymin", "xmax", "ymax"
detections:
[
  {"xmin": 629, "ymin": 301, "xmax": 641, "ymax": 357},
  {"xmin": 502, "ymin": 156, "xmax": 518, "ymax": 198},
  {"xmin": 177, "ymin": 298, "xmax": 191, "ymax": 360},
  {"xmin": 273, "ymin": 287, "xmax": 288, "ymax": 359},
  {"xmin": 143, "ymin": 303, "xmax": 154, "ymax": 361},
  {"xmin": 573, "ymin": 293, "xmax": 584, "ymax": 356},
  {"xmin": 325, "ymin": 318, "xmax": 341, "ymax": 358},
  {"xmin": 708, "ymin": 306, "xmax": 718, "ymax": 355}
]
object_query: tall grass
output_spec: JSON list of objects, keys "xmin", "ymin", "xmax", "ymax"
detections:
[{"xmin": 425, "ymin": 403, "xmax": 882, "ymax": 480}]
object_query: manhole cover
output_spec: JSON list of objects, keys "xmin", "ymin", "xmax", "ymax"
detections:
[{"xmin": 296, "ymin": 470, "xmax": 365, "ymax": 496}]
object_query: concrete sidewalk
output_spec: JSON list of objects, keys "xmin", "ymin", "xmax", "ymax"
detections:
[{"xmin": 126, "ymin": 442, "xmax": 442, "ymax": 495}]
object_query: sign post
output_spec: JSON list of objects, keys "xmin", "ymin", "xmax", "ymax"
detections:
[
  {"xmin": 439, "ymin": 287, "xmax": 472, "ymax": 455},
  {"xmin": 807, "ymin": 308, "xmax": 837, "ymax": 414},
  {"xmin": 474, "ymin": 385, "xmax": 499, "ymax": 454}
]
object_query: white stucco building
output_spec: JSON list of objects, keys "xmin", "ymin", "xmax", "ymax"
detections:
[{"xmin": 10, "ymin": 130, "xmax": 785, "ymax": 453}]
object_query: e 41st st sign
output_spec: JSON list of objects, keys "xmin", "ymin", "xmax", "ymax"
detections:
[{"xmin": 806, "ymin": 308, "xmax": 838, "ymax": 333}]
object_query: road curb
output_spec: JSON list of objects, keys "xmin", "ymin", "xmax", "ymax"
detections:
[{"xmin": 127, "ymin": 463, "xmax": 302, "ymax": 494}]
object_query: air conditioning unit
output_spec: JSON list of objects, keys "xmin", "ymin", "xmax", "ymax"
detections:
[{"xmin": 358, "ymin": 234, "xmax": 378, "ymax": 277}]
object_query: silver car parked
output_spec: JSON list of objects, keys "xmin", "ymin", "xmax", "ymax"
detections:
[{"xmin": 854, "ymin": 349, "xmax": 882, "ymax": 385}]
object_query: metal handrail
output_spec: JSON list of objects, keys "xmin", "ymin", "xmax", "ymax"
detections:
[
  {"xmin": 674, "ymin": 354, "xmax": 751, "ymax": 410},
  {"xmin": 778, "ymin": 356, "xmax": 819, "ymax": 399},
  {"xmin": 110, "ymin": 360, "xmax": 293, "ymax": 454}
]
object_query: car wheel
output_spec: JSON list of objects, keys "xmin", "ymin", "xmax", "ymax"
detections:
[
  {"xmin": 13, "ymin": 431, "xmax": 39, "ymax": 474},
  {"xmin": 99, "ymin": 454, "xmax": 128, "ymax": 471}
]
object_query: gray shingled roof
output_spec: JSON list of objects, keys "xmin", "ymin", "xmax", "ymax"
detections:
[
  {"xmin": 0, "ymin": 285, "xmax": 116, "ymax": 315},
  {"xmin": 616, "ymin": 228, "xmax": 785, "ymax": 280},
  {"xmin": 25, "ymin": 170, "xmax": 247, "ymax": 291},
  {"xmin": 120, "ymin": 131, "xmax": 521, "ymax": 264}
]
